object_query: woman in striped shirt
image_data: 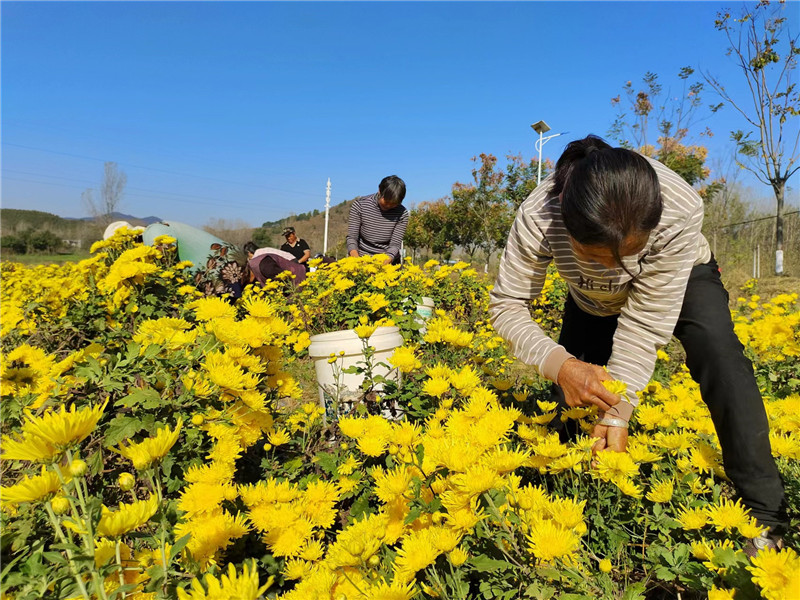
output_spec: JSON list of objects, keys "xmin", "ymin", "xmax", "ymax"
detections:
[
  {"xmin": 347, "ymin": 175, "xmax": 409, "ymax": 264},
  {"xmin": 489, "ymin": 135, "xmax": 786, "ymax": 553}
]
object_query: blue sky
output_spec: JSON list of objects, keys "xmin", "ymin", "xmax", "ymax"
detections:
[{"xmin": 2, "ymin": 1, "xmax": 798, "ymax": 228}]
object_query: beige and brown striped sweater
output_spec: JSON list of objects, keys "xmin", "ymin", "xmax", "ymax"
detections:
[{"xmin": 489, "ymin": 157, "xmax": 712, "ymax": 407}]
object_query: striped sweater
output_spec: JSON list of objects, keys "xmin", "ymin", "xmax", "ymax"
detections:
[
  {"xmin": 347, "ymin": 194, "xmax": 409, "ymax": 260},
  {"xmin": 489, "ymin": 157, "xmax": 712, "ymax": 406}
]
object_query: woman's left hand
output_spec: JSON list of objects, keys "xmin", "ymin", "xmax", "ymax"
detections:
[{"xmin": 591, "ymin": 423, "xmax": 628, "ymax": 455}]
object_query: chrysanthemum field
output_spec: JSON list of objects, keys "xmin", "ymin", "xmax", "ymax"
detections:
[{"xmin": 1, "ymin": 229, "xmax": 798, "ymax": 600}]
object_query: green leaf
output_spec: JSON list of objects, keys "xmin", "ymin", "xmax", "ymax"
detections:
[
  {"xmin": 403, "ymin": 505, "xmax": 422, "ymax": 525},
  {"xmin": 169, "ymin": 534, "xmax": 192, "ymax": 562},
  {"xmin": 621, "ymin": 582, "xmax": 647, "ymax": 600},
  {"xmin": 283, "ymin": 457, "xmax": 304, "ymax": 472},
  {"xmin": 469, "ymin": 554, "xmax": 516, "ymax": 572},
  {"xmin": 349, "ymin": 490, "xmax": 372, "ymax": 519},
  {"xmin": 104, "ymin": 415, "xmax": 144, "ymax": 446},
  {"xmin": 116, "ymin": 387, "xmax": 161, "ymax": 410},
  {"xmin": 315, "ymin": 451, "xmax": 339, "ymax": 475},
  {"xmin": 654, "ymin": 565, "xmax": 675, "ymax": 581},
  {"xmin": 42, "ymin": 551, "xmax": 67, "ymax": 566}
]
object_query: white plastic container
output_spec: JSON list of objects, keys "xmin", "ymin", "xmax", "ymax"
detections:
[
  {"xmin": 415, "ymin": 296, "xmax": 435, "ymax": 319},
  {"xmin": 308, "ymin": 326, "xmax": 403, "ymax": 421},
  {"xmin": 415, "ymin": 296, "xmax": 435, "ymax": 335}
]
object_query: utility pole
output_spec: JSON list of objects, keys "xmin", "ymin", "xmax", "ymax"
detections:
[{"xmin": 323, "ymin": 178, "xmax": 331, "ymax": 255}]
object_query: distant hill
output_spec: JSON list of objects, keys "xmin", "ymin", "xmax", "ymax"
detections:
[
  {"xmin": 66, "ymin": 212, "xmax": 162, "ymax": 225},
  {"xmin": 2, "ymin": 209, "xmax": 162, "ymax": 230},
  {"xmin": 1, "ymin": 209, "xmax": 163, "ymax": 251}
]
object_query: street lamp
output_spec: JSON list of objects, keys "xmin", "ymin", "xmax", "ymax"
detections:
[{"xmin": 531, "ymin": 120, "xmax": 567, "ymax": 185}]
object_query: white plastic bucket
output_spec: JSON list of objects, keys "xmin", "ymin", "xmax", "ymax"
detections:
[
  {"xmin": 415, "ymin": 296, "xmax": 435, "ymax": 335},
  {"xmin": 308, "ymin": 326, "xmax": 403, "ymax": 421},
  {"xmin": 103, "ymin": 221, "xmax": 132, "ymax": 240},
  {"xmin": 416, "ymin": 296, "xmax": 435, "ymax": 319}
]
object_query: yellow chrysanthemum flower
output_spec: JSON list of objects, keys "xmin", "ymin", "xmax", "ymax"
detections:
[
  {"xmin": 96, "ymin": 495, "xmax": 159, "ymax": 538},
  {"xmin": 1, "ymin": 400, "xmax": 108, "ymax": 462},
  {"xmin": 601, "ymin": 379, "xmax": 627, "ymax": 396},
  {"xmin": 527, "ymin": 518, "xmax": 580, "ymax": 563},
  {"xmin": 189, "ymin": 297, "xmax": 237, "ymax": 321},
  {"xmin": 389, "ymin": 346, "xmax": 422, "ymax": 373},
  {"xmin": 708, "ymin": 586, "xmax": 736, "ymax": 600},
  {"xmin": 0, "ymin": 466, "xmax": 63, "ymax": 507},
  {"xmin": 677, "ymin": 505, "xmax": 709, "ymax": 530},
  {"xmin": 592, "ymin": 449, "xmax": 639, "ymax": 482},
  {"xmin": 747, "ymin": 547, "xmax": 800, "ymax": 600},
  {"xmin": 646, "ymin": 479, "xmax": 674, "ymax": 504},
  {"xmin": 114, "ymin": 419, "xmax": 183, "ymax": 471},
  {"xmin": 362, "ymin": 580, "xmax": 416, "ymax": 600},
  {"xmin": 177, "ymin": 561, "xmax": 272, "ymax": 600},
  {"xmin": 706, "ymin": 497, "xmax": 750, "ymax": 533}
]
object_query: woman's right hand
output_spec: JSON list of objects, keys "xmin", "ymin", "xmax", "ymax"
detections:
[
  {"xmin": 556, "ymin": 358, "xmax": 621, "ymax": 412},
  {"xmin": 349, "ymin": 249, "xmax": 359, "ymax": 258}
]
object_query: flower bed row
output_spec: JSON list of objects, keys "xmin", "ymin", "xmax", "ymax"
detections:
[{"xmin": 0, "ymin": 229, "xmax": 798, "ymax": 600}]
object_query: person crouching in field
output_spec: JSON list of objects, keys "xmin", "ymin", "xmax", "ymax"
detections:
[
  {"xmin": 488, "ymin": 134, "xmax": 787, "ymax": 555},
  {"xmin": 347, "ymin": 175, "xmax": 409, "ymax": 265}
]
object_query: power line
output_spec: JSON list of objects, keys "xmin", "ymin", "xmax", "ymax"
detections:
[
  {"xmin": 1, "ymin": 176, "xmax": 281, "ymax": 213},
  {"xmin": 3, "ymin": 142, "xmax": 325, "ymax": 199},
  {"xmin": 716, "ymin": 210, "xmax": 800, "ymax": 229}
]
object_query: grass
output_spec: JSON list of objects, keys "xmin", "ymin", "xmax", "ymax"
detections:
[{"xmin": 1, "ymin": 251, "xmax": 92, "ymax": 265}]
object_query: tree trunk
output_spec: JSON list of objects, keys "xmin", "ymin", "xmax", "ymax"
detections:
[{"xmin": 772, "ymin": 179, "xmax": 785, "ymax": 275}]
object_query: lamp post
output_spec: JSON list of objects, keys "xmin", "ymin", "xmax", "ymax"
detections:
[
  {"xmin": 531, "ymin": 120, "xmax": 567, "ymax": 185},
  {"xmin": 323, "ymin": 178, "xmax": 331, "ymax": 255}
]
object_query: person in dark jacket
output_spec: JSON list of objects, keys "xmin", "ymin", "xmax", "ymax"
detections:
[{"xmin": 280, "ymin": 227, "xmax": 311, "ymax": 270}]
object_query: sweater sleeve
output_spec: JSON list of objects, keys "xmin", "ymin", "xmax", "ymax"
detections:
[
  {"xmin": 386, "ymin": 208, "xmax": 409, "ymax": 260},
  {"xmin": 489, "ymin": 206, "xmax": 575, "ymax": 383},
  {"xmin": 606, "ymin": 199, "xmax": 704, "ymax": 406},
  {"xmin": 346, "ymin": 198, "xmax": 362, "ymax": 254}
]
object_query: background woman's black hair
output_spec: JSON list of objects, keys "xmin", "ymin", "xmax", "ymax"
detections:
[
  {"xmin": 378, "ymin": 175, "xmax": 406, "ymax": 205},
  {"xmin": 243, "ymin": 241, "xmax": 258, "ymax": 255},
  {"xmin": 551, "ymin": 135, "xmax": 662, "ymax": 272}
]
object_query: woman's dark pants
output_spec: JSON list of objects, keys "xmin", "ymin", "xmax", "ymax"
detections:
[{"xmin": 548, "ymin": 257, "xmax": 787, "ymax": 532}]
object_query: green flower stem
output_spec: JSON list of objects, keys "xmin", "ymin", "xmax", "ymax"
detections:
[
  {"xmin": 148, "ymin": 465, "xmax": 170, "ymax": 592},
  {"xmin": 44, "ymin": 501, "xmax": 91, "ymax": 600},
  {"xmin": 65, "ymin": 450, "xmax": 90, "ymax": 509},
  {"xmin": 481, "ymin": 492, "xmax": 527, "ymax": 572},
  {"xmin": 53, "ymin": 460, "xmax": 110, "ymax": 600},
  {"xmin": 338, "ymin": 566, "xmax": 366, "ymax": 595},
  {"xmin": 115, "ymin": 539, "xmax": 128, "ymax": 598}
]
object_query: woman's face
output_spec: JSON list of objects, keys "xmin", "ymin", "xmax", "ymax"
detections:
[
  {"xmin": 377, "ymin": 195, "xmax": 399, "ymax": 212},
  {"xmin": 570, "ymin": 233, "xmax": 648, "ymax": 269}
]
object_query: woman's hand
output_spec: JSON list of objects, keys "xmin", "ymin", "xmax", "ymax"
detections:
[
  {"xmin": 591, "ymin": 423, "xmax": 628, "ymax": 455},
  {"xmin": 349, "ymin": 249, "xmax": 359, "ymax": 258},
  {"xmin": 556, "ymin": 358, "xmax": 621, "ymax": 412}
]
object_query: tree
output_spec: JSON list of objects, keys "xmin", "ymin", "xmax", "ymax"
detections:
[
  {"xmin": 83, "ymin": 162, "xmax": 127, "ymax": 226},
  {"xmin": 451, "ymin": 154, "xmax": 514, "ymax": 269},
  {"xmin": 404, "ymin": 208, "xmax": 430, "ymax": 262},
  {"xmin": 609, "ymin": 68, "xmax": 713, "ymax": 186},
  {"xmin": 703, "ymin": 0, "xmax": 799, "ymax": 274},
  {"xmin": 504, "ymin": 153, "xmax": 546, "ymax": 209}
]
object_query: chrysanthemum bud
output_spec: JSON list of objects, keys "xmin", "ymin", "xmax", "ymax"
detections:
[
  {"xmin": 191, "ymin": 414, "xmax": 204, "ymax": 426},
  {"xmin": 599, "ymin": 559, "xmax": 613, "ymax": 573},
  {"xmin": 51, "ymin": 496, "xmax": 71, "ymax": 515},
  {"xmin": 118, "ymin": 472, "xmax": 136, "ymax": 491},
  {"xmin": 368, "ymin": 555, "xmax": 380, "ymax": 567},
  {"xmin": 69, "ymin": 459, "xmax": 87, "ymax": 477}
]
